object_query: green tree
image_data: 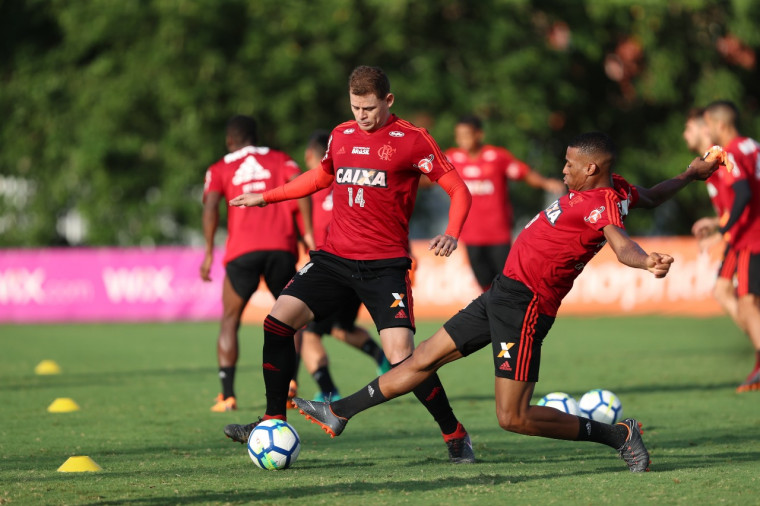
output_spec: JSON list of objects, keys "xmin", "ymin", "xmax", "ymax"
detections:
[{"xmin": 1, "ymin": 0, "xmax": 758, "ymax": 246}]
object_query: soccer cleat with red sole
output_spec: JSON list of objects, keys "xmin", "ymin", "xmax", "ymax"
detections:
[
  {"xmin": 736, "ymin": 370, "xmax": 760, "ymax": 393},
  {"xmin": 616, "ymin": 418, "xmax": 650, "ymax": 472},
  {"xmin": 292, "ymin": 397, "xmax": 347, "ymax": 438}
]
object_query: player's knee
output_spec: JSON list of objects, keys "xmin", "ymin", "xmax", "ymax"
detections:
[{"xmin": 495, "ymin": 408, "xmax": 534, "ymax": 435}]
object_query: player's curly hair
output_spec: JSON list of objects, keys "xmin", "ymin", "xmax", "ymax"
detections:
[
  {"xmin": 226, "ymin": 115, "xmax": 258, "ymax": 145},
  {"xmin": 568, "ymin": 132, "xmax": 617, "ymax": 163},
  {"xmin": 349, "ymin": 66, "xmax": 390, "ymax": 98}
]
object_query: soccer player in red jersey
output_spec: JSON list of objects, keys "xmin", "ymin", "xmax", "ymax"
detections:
[
  {"xmin": 294, "ymin": 132, "xmax": 722, "ymax": 472},
  {"xmin": 445, "ymin": 115, "xmax": 565, "ymax": 290},
  {"xmin": 685, "ymin": 108, "xmax": 744, "ymax": 330},
  {"xmin": 224, "ymin": 66, "xmax": 476, "ymax": 463},
  {"xmin": 201, "ymin": 115, "xmax": 312, "ymax": 412},
  {"xmin": 693, "ymin": 101, "xmax": 760, "ymax": 392},
  {"xmin": 299, "ymin": 130, "xmax": 391, "ymax": 402}
]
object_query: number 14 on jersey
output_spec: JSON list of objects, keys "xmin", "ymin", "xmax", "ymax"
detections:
[{"xmin": 347, "ymin": 187, "xmax": 365, "ymax": 208}]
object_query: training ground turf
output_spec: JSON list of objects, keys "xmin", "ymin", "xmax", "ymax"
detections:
[{"xmin": 2, "ymin": 317, "xmax": 759, "ymax": 505}]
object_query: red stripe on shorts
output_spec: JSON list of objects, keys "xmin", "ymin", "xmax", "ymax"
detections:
[
  {"xmin": 737, "ymin": 249, "xmax": 751, "ymax": 297},
  {"xmin": 515, "ymin": 294, "xmax": 539, "ymax": 382},
  {"xmin": 719, "ymin": 247, "xmax": 738, "ymax": 280}
]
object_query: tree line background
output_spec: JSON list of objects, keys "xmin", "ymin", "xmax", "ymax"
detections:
[{"xmin": 1, "ymin": 0, "xmax": 759, "ymax": 247}]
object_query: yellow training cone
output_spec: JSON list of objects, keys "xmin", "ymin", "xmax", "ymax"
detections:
[
  {"xmin": 57, "ymin": 456, "xmax": 102, "ymax": 472},
  {"xmin": 35, "ymin": 360, "xmax": 61, "ymax": 375},
  {"xmin": 47, "ymin": 398, "xmax": 80, "ymax": 413}
]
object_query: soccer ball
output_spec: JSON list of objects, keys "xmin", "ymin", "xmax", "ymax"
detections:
[
  {"xmin": 247, "ymin": 419, "xmax": 301, "ymax": 470},
  {"xmin": 578, "ymin": 389, "xmax": 623, "ymax": 424},
  {"xmin": 537, "ymin": 392, "xmax": 580, "ymax": 416}
]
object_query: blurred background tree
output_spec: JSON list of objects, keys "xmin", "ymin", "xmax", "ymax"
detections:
[{"xmin": 1, "ymin": 0, "xmax": 758, "ymax": 246}]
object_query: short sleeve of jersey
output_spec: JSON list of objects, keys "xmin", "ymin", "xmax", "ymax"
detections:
[
  {"xmin": 319, "ymin": 130, "xmax": 338, "ymax": 176},
  {"xmin": 502, "ymin": 149, "xmax": 530, "ymax": 181},
  {"xmin": 612, "ymin": 173, "xmax": 639, "ymax": 208},
  {"xmin": 282, "ymin": 153, "xmax": 301, "ymax": 180},
  {"xmin": 203, "ymin": 162, "xmax": 224, "ymax": 202},
  {"xmin": 725, "ymin": 151, "xmax": 748, "ymax": 184},
  {"xmin": 409, "ymin": 128, "xmax": 454, "ymax": 182}
]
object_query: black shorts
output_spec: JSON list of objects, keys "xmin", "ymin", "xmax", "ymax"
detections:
[
  {"xmin": 305, "ymin": 293, "xmax": 362, "ymax": 336},
  {"xmin": 225, "ymin": 250, "xmax": 297, "ymax": 301},
  {"xmin": 717, "ymin": 244, "xmax": 737, "ymax": 280},
  {"xmin": 444, "ymin": 274, "xmax": 554, "ymax": 382},
  {"xmin": 281, "ymin": 250, "xmax": 414, "ymax": 333},
  {"xmin": 466, "ymin": 243, "xmax": 511, "ymax": 289},
  {"xmin": 736, "ymin": 249, "xmax": 760, "ymax": 297}
]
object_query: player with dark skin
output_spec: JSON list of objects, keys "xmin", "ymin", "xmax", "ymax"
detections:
[
  {"xmin": 202, "ymin": 117, "xmax": 313, "ymax": 412},
  {"xmin": 294, "ymin": 133, "xmax": 722, "ymax": 472}
]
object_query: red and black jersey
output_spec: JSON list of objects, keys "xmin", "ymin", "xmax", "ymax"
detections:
[
  {"xmin": 319, "ymin": 114, "xmax": 454, "ymax": 260},
  {"xmin": 203, "ymin": 145, "xmax": 301, "ymax": 264},
  {"xmin": 722, "ymin": 136, "xmax": 760, "ymax": 253},
  {"xmin": 310, "ymin": 185, "xmax": 334, "ymax": 249},
  {"xmin": 504, "ymin": 174, "xmax": 639, "ymax": 316},
  {"xmin": 444, "ymin": 145, "xmax": 530, "ymax": 245}
]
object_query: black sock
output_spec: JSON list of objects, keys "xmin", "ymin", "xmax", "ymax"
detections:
[
  {"xmin": 331, "ymin": 377, "xmax": 387, "ymax": 419},
  {"xmin": 410, "ymin": 372, "xmax": 459, "ymax": 435},
  {"xmin": 262, "ymin": 315, "xmax": 297, "ymax": 418},
  {"xmin": 360, "ymin": 338, "xmax": 386, "ymax": 365},
  {"xmin": 292, "ymin": 351, "xmax": 301, "ymax": 384},
  {"xmin": 219, "ymin": 366, "xmax": 236, "ymax": 399},
  {"xmin": 576, "ymin": 417, "xmax": 628, "ymax": 449},
  {"xmin": 313, "ymin": 365, "xmax": 337, "ymax": 394}
]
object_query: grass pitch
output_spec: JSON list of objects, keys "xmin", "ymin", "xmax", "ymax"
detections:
[{"xmin": 1, "ymin": 316, "xmax": 759, "ymax": 505}]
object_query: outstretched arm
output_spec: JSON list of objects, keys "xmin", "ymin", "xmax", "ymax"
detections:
[
  {"xmin": 229, "ymin": 167, "xmax": 334, "ymax": 207},
  {"xmin": 428, "ymin": 170, "xmax": 472, "ymax": 257},
  {"xmin": 634, "ymin": 156, "xmax": 721, "ymax": 209},
  {"xmin": 523, "ymin": 169, "xmax": 566, "ymax": 194},
  {"xmin": 603, "ymin": 224, "xmax": 674, "ymax": 278}
]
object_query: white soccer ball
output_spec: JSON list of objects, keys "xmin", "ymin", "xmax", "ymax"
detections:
[
  {"xmin": 537, "ymin": 392, "xmax": 580, "ymax": 416},
  {"xmin": 247, "ymin": 419, "xmax": 301, "ymax": 470},
  {"xmin": 578, "ymin": 389, "xmax": 623, "ymax": 424}
]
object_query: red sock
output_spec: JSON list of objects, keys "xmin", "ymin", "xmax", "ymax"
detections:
[
  {"xmin": 754, "ymin": 350, "xmax": 760, "ymax": 372},
  {"xmin": 262, "ymin": 414, "xmax": 286, "ymax": 422},
  {"xmin": 442, "ymin": 422, "xmax": 468, "ymax": 442}
]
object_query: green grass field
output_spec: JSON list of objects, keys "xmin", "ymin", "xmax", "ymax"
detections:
[{"xmin": 2, "ymin": 316, "xmax": 759, "ymax": 505}]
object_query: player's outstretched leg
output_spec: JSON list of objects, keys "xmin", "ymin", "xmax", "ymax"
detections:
[
  {"xmin": 616, "ymin": 419, "xmax": 651, "ymax": 472},
  {"xmin": 292, "ymin": 398, "xmax": 348, "ymax": 437}
]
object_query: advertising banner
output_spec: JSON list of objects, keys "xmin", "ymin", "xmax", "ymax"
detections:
[{"xmin": 0, "ymin": 237, "xmax": 725, "ymax": 323}]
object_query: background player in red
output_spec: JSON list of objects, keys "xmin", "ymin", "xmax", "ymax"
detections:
[
  {"xmin": 694, "ymin": 100, "xmax": 760, "ymax": 392},
  {"xmin": 201, "ymin": 115, "xmax": 313, "ymax": 412},
  {"xmin": 223, "ymin": 66, "xmax": 476, "ymax": 463},
  {"xmin": 300, "ymin": 130, "xmax": 390, "ymax": 402},
  {"xmin": 294, "ymin": 132, "xmax": 722, "ymax": 473},
  {"xmin": 445, "ymin": 115, "xmax": 565, "ymax": 290},
  {"xmin": 684, "ymin": 108, "xmax": 744, "ymax": 331}
]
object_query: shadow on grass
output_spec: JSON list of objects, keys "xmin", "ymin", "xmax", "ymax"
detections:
[
  {"xmin": 79, "ymin": 469, "xmax": 604, "ymax": 505},
  {"xmin": 0, "ymin": 365, "xmax": 258, "ymax": 392}
]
